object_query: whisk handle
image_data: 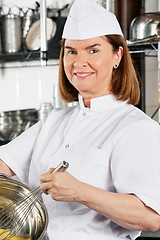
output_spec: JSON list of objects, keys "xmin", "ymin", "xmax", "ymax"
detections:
[
  {"xmin": 51, "ymin": 161, "xmax": 69, "ymax": 174},
  {"xmin": 32, "ymin": 161, "xmax": 69, "ymax": 196}
]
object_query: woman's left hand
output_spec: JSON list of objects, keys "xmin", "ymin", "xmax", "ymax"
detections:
[{"xmin": 40, "ymin": 168, "xmax": 81, "ymax": 202}]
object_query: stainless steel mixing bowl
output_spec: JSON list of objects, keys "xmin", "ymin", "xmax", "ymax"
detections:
[
  {"xmin": 130, "ymin": 12, "xmax": 160, "ymax": 40},
  {"xmin": 0, "ymin": 174, "xmax": 48, "ymax": 240}
]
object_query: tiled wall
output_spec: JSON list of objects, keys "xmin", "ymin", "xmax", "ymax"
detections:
[
  {"xmin": 0, "ymin": 61, "xmax": 59, "ymax": 111},
  {"xmin": 0, "ymin": 0, "xmax": 69, "ymax": 111}
]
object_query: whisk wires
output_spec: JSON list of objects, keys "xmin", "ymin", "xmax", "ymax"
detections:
[{"xmin": 0, "ymin": 161, "xmax": 69, "ymax": 239}]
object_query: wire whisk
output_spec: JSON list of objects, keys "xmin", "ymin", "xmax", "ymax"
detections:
[{"xmin": 0, "ymin": 161, "xmax": 69, "ymax": 240}]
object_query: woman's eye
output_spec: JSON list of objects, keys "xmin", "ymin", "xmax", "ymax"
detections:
[
  {"xmin": 67, "ymin": 50, "xmax": 77, "ymax": 55},
  {"xmin": 90, "ymin": 49, "xmax": 98, "ymax": 54}
]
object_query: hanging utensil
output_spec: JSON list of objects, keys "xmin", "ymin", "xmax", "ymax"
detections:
[
  {"xmin": 22, "ymin": 8, "xmax": 36, "ymax": 39},
  {"xmin": 25, "ymin": 17, "xmax": 56, "ymax": 51},
  {"xmin": 1, "ymin": 6, "xmax": 22, "ymax": 53}
]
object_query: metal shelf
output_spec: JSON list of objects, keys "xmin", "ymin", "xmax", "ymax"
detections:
[
  {"xmin": 0, "ymin": 51, "xmax": 41, "ymax": 62},
  {"xmin": 128, "ymin": 41, "xmax": 158, "ymax": 54},
  {"xmin": 0, "ymin": 40, "xmax": 158, "ymax": 62}
]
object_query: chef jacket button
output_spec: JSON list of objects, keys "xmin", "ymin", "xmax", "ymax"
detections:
[
  {"xmin": 82, "ymin": 112, "xmax": 86, "ymax": 116},
  {"xmin": 65, "ymin": 144, "xmax": 69, "ymax": 148}
]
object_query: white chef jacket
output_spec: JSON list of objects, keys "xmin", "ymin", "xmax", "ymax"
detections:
[{"xmin": 0, "ymin": 94, "xmax": 160, "ymax": 240}]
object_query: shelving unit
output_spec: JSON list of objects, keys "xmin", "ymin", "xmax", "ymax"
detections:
[
  {"xmin": 128, "ymin": 40, "xmax": 159, "ymax": 122},
  {"xmin": 128, "ymin": 41, "xmax": 158, "ymax": 54},
  {"xmin": 0, "ymin": 40, "xmax": 158, "ymax": 61}
]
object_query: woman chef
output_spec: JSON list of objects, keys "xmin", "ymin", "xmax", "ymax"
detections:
[{"xmin": 0, "ymin": 0, "xmax": 160, "ymax": 239}]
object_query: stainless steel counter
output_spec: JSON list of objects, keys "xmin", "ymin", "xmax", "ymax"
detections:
[{"xmin": 141, "ymin": 229, "xmax": 160, "ymax": 238}]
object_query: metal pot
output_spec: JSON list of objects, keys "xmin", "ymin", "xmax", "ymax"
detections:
[
  {"xmin": 22, "ymin": 7, "xmax": 39, "ymax": 39},
  {"xmin": 129, "ymin": 12, "xmax": 160, "ymax": 41},
  {"xmin": 0, "ymin": 109, "xmax": 38, "ymax": 142},
  {"xmin": 0, "ymin": 174, "xmax": 48, "ymax": 240},
  {"xmin": 1, "ymin": 7, "xmax": 22, "ymax": 53}
]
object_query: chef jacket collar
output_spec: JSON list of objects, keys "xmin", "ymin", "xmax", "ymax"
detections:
[{"xmin": 78, "ymin": 94, "xmax": 128, "ymax": 112}]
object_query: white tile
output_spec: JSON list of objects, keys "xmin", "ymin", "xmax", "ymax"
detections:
[
  {"xmin": 145, "ymin": 0, "xmax": 158, "ymax": 12},
  {"xmin": 0, "ymin": 79, "xmax": 18, "ymax": 111},
  {"xmin": 145, "ymin": 70, "xmax": 158, "ymax": 106},
  {"xmin": 145, "ymin": 56, "xmax": 158, "ymax": 71},
  {"xmin": 0, "ymin": 64, "xmax": 59, "ymax": 111},
  {"xmin": 146, "ymin": 106, "xmax": 159, "ymax": 122}
]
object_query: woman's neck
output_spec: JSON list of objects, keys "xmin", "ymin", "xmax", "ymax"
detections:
[
  {"xmin": 83, "ymin": 97, "xmax": 91, "ymax": 108},
  {"xmin": 82, "ymin": 91, "xmax": 112, "ymax": 108}
]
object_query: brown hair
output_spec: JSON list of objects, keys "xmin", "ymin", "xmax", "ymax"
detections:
[{"xmin": 58, "ymin": 35, "xmax": 140, "ymax": 105}]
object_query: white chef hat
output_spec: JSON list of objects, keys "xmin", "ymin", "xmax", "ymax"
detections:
[{"xmin": 62, "ymin": 0, "xmax": 123, "ymax": 40}]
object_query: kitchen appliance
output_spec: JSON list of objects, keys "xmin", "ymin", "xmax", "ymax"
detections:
[{"xmin": 0, "ymin": 161, "xmax": 69, "ymax": 240}]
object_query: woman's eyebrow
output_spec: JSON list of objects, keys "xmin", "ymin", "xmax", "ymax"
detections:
[
  {"xmin": 64, "ymin": 44, "xmax": 101, "ymax": 50},
  {"xmin": 86, "ymin": 44, "xmax": 101, "ymax": 49},
  {"xmin": 64, "ymin": 46, "xmax": 75, "ymax": 49}
]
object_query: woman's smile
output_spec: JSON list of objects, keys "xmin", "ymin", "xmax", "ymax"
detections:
[{"xmin": 74, "ymin": 72, "xmax": 94, "ymax": 79}]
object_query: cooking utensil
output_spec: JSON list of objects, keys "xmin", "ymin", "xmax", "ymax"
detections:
[
  {"xmin": 22, "ymin": 8, "xmax": 38, "ymax": 39},
  {"xmin": 0, "ymin": 161, "xmax": 69, "ymax": 240},
  {"xmin": 1, "ymin": 7, "xmax": 22, "ymax": 53},
  {"xmin": 25, "ymin": 18, "xmax": 56, "ymax": 51},
  {"xmin": 38, "ymin": 102, "xmax": 53, "ymax": 120},
  {"xmin": 0, "ymin": 176, "xmax": 47, "ymax": 240},
  {"xmin": 0, "ymin": 109, "xmax": 38, "ymax": 142},
  {"xmin": 129, "ymin": 12, "xmax": 160, "ymax": 41}
]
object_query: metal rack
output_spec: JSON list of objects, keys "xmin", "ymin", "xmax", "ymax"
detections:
[
  {"xmin": 128, "ymin": 41, "xmax": 158, "ymax": 54},
  {"xmin": 128, "ymin": 40, "xmax": 160, "ymax": 123},
  {"xmin": 0, "ymin": 40, "xmax": 158, "ymax": 62}
]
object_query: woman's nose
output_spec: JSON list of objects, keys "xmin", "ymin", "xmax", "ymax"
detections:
[{"xmin": 73, "ymin": 53, "xmax": 87, "ymax": 68}]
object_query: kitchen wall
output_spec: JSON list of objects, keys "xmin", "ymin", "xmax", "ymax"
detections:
[
  {"xmin": 0, "ymin": 0, "xmax": 71, "ymax": 111},
  {"xmin": 0, "ymin": 0, "xmax": 159, "ymax": 121}
]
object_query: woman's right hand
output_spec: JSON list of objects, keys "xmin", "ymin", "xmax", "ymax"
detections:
[{"xmin": 40, "ymin": 168, "xmax": 83, "ymax": 202}]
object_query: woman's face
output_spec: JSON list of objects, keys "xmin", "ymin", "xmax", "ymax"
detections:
[{"xmin": 63, "ymin": 36, "xmax": 123, "ymax": 99}]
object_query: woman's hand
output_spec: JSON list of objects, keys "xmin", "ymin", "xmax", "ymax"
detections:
[
  {"xmin": 40, "ymin": 168, "xmax": 81, "ymax": 202},
  {"xmin": 40, "ymin": 168, "xmax": 160, "ymax": 232}
]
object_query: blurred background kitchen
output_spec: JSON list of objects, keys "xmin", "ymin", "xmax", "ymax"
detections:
[
  {"xmin": 0, "ymin": 0, "xmax": 159, "ymax": 139},
  {"xmin": 0, "ymin": 0, "xmax": 160, "ymax": 238}
]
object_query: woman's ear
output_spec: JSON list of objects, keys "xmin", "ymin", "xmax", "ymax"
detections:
[{"xmin": 114, "ymin": 47, "xmax": 123, "ymax": 68}]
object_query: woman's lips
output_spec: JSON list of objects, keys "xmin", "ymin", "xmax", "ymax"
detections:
[{"xmin": 74, "ymin": 72, "xmax": 94, "ymax": 79}]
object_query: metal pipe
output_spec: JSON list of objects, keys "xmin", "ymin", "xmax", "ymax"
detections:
[
  {"xmin": 40, "ymin": 0, "xmax": 47, "ymax": 66},
  {"xmin": 106, "ymin": 0, "xmax": 110, "ymax": 10}
]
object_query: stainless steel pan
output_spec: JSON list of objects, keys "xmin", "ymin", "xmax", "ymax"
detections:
[{"xmin": 129, "ymin": 12, "xmax": 160, "ymax": 41}]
